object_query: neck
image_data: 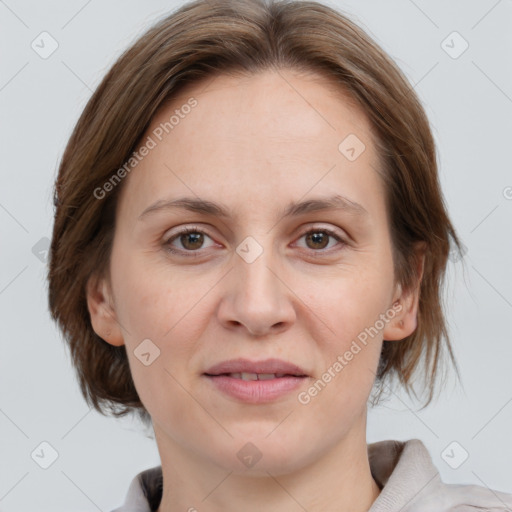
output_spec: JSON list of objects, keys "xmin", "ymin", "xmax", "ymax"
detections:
[{"xmin": 155, "ymin": 424, "xmax": 381, "ymax": 512}]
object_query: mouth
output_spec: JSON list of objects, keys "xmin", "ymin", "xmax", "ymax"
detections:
[{"xmin": 203, "ymin": 358, "xmax": 310, "ymax": 403}]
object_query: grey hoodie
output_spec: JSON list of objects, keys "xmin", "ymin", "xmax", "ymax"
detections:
[{"xmin": 111, "ymin": 438, "xmax": 512, "ymax": 512}]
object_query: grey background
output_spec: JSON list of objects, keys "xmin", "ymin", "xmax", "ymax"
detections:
[{"xmin": 1, "ymin": 0, "xmax": 511, "ymax": 510}]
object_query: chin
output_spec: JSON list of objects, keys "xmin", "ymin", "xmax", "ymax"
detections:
[{"xmin": 206, "ymin": 432, "xmax": 318, "ymax": 477}]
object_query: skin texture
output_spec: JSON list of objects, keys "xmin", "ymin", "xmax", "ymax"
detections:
[{"xmin": 87, "ymin": 69, "xmax": 424, "ymax": 511}]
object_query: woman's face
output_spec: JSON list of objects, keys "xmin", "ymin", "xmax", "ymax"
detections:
[{"xmin": 88, "ymin": 69, "xmax": 419, "ymax": 474}]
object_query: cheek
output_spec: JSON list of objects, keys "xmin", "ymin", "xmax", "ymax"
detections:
[
  {"xmin": 305, "ymin": 266, "xmax": 390, "ymax": 391},
  {"xmin": 111, "ymin": 247, "xmax": 203, "ymax": 338},
  {"xmin": 111, "ymin": 256, "xmax": 216, "ymax": 408},
  {"xmin": 113, "ymin": 260, "xmax": 207, "ymax": 415},
  {"xmin": 314, "ymin": 266, "xmax": 392, "ymax": 335}
]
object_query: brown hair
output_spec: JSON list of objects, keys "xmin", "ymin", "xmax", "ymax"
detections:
[{"xmin": 48, "ymin": 0, "xmax": 463, "ymax": 427}]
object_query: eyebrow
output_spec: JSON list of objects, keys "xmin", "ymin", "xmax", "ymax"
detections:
[{"xmin": 138, "ymin": 194, "xmax": 369, "ymax": 221}]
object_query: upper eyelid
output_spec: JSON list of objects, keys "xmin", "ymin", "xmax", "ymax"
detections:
[{"xmin": 164, "ymin": 223, "xmax": 346, "ymax": 237}]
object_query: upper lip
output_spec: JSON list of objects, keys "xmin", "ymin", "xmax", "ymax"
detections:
[{"xmin": 204, "ymin": 358, "xmax": 308, "ymax": 376}]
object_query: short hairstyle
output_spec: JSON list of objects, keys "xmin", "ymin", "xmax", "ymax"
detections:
[{"xmin": 48, "ymin": 0, "xmax": 464, "ymax": 427}]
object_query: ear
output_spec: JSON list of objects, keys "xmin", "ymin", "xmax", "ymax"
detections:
[
  {"xmin": 383, "ymin": 242, "xmax": 426, "ymax": 342},
  {"xmin": 85, "ymin": 274, "xmax": 125, "ymax": 346}
]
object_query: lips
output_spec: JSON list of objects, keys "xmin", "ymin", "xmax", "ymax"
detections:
[
  {"xmin": 204, "ymin": 358, "xmax": 308, "ymax": 378},
  {"xmin": 203, "ymin": 358, "xmax": 309, "ymax": 403}
]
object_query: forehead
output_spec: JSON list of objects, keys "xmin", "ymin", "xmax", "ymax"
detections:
[
  {"xmin": 162, "ymin": 68, "xmax": 374, "ymax": 146},
  {"xmin": 117, "ymin": 68, "xmax": 385, "ymax": 221}
]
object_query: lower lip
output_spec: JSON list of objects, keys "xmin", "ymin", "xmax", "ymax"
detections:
[{"xmin": 204, "ymin": 375, "xmax": 307, "ymax": 403}]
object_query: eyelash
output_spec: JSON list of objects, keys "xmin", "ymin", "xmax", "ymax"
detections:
[{"xmin": 163, "ymin": 225, "xmax": 347, "ymax": 257}]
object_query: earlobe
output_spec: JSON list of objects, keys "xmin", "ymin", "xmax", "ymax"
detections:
[
  {"xmin": 383, "ymin": 293, "xmax": 419, "ymax": 341},
  {"xmin": 86, "ymin": 274, "xmax": 125, "ymax": 347}
]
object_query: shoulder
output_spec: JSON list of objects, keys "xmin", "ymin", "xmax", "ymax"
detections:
[
  {"xmin": 368, "ymin": 438, "xmax": 512, "ymax": 512},
  {"xmin": 110, "ymin": 466, "xmax": 162, "ymax": 512}
]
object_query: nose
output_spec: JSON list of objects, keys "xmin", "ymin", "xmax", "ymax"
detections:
[{"xmin": 216, "ymin": 245, "xmax": 296, "ymax": 337}]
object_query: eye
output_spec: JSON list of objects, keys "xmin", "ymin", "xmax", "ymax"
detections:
[
  {"xmin": 163, "ymin": 225, "xmax": 347, "ymax": 257},
  {"xmin": 295, "ymin": 227, "xmax": 346, "ymax": 253},
  {"xmin": 163, "ymin": 226, "xmax": 216, "ymax": 255}
]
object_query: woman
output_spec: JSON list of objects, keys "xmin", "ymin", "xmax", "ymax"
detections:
[{"xmin": 47, "ymin": 0, "xmax": 512, "ymax": 510}]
